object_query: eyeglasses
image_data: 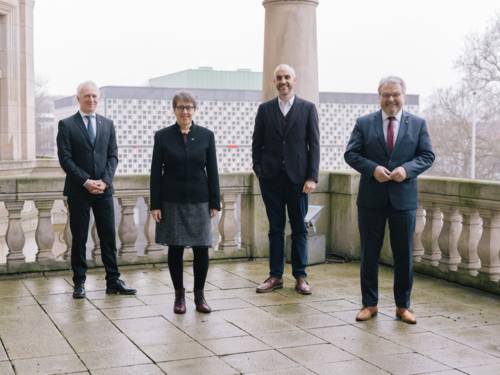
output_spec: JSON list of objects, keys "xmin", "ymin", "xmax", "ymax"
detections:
[
  {"xmin": 380, "ymin": 92, "xmax": 402, "ymax": 99},
  {"xmin": 175, "ymin": 105, "xmax": 195, "ymax": 112}
]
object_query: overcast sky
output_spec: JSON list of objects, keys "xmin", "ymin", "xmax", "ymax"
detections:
[{"xmin": 34, "ymin": 0, "xmax": 500, "ymax": 105}]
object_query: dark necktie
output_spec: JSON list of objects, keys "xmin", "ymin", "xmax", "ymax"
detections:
[
  {"xmin": 387, "ymin": 116, "xmax": 395, "ymax": 154},
  {"xmin": 85, "ymin": 115, "xmax": 96, "ymax": 144}
]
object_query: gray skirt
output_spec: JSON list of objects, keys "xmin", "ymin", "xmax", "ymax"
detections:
[{"xmin": 155, "ymin": 201, "xmax": 212, "ymax": 247}]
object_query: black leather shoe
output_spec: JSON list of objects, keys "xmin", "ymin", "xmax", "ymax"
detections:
[
  {"xmin": 106, "ymin": 279, "xmax": 137, "ymax": 295},
  {"xmin": 72, "ymin": 284, "xmax": 85, "ymax": 299}
]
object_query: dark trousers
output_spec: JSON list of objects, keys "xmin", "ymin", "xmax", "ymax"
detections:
[
  {"xmin": 259, "ymin": 172, "xmax": 308, "ymax": 279},
  {"xmin": 67, "ymin": 194, "xmax": 120, "ymax": 286},
  {"xmin": 358, "ymin": 205, "xmax": 416, "ymax": 308},
  {"xmin": 167, "ymin": 246, "xmax": 209, "ymax": 291}
]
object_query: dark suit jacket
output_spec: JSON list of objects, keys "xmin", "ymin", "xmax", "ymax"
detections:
[
  {"xmin": 57, "ymin": 112, "xmax": 118, "ymax": 197},
  {"xmin": 344, "ymin": 110, "xmax": 435, "ymax": 210},
  {"xmin": 149, "ymin": 123, "xmax": 220, "ymax": 211},
  {"xmin": 252, "ymin": 96, "xmax": 320, "ymax": 184}
]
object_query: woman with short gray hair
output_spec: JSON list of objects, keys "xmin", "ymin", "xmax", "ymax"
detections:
[{"xmin": 149, "ymin": 91, "xmax": 220, "ymax": 314}]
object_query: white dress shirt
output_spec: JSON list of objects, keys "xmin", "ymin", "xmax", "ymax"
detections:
[{"xmin": 278, "ymin": 95, "xmax": 295, "ymax": 117}]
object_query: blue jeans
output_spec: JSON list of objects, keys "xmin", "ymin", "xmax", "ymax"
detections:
[{"xmin": 259, "ymin": 173, "xmax": 308, "ymax": 279}]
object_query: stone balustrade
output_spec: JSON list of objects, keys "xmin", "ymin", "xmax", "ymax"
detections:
[{"xmin": 0, "ymin": 172, "xmax": 499, "ymax": 295}]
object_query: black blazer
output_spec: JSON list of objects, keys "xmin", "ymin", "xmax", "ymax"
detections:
[
  {"xmin": 149, "ymin": 123, "xmax": 221, "ymax": 210},
  {"xmin": 57, "ymin": 112, "xmax": 118, "ymax": 197},
  {"xmin": 344, "ymin": 110, "xmax": 435, "ymax": 210},
  {"xmin": 252, "ymin": 96, "xmax": 320, "ymax": 184}
]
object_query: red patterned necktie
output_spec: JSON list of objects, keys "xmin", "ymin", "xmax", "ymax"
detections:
[{"xmin": 387, "ymin": 116, "xmax": 395, "ymax": 154}]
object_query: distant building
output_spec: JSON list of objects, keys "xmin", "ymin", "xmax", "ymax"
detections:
[{"xmin": 53, "ymin": 68, "xmax": 419, "ymax": 175}]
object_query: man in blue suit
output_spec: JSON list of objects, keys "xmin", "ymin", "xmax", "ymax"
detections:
[
  {"xmin": 344, "ymin": 76, "xmax": 434, "ymax": 324},
  {"xmin": 252, "ymin": 64, "xmax": 320, "ymax": 295}
]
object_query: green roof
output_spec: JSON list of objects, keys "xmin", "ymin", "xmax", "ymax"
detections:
[{"xmin": 149, "ymin": 67, "xmax": 262, "ymax": 91}]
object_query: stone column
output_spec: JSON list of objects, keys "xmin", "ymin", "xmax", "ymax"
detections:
[
  {"xmin": 412, "ymin": 206, "xmax": 425, "ymax": 262},
  {"xmin": 477, "ymin": 209, "xmax": 500, "ymax": 282},
  {"xmin": 218, "ymin": 190, "xmax": 240, "ymax": 255},
  {"xmin": 421, "ymin": 203, "xmax": 442, "ymax": 266},
  {"xmin": 457, "ymin": 207, "xmax": 481, "ymax": 276},
  {"xmin": 5, "ymin": 200, "xmax": 26, "ymax": 266},
  {"xmin": 34, "ymin": 199, "xmax": 55, "ymax": 263},
  {"xmin": 143, "ymin": 197, "xmax": 164, "ymax": 261},
  {"xmin": 438, "ymin": 205, "xmax": 462, "ymax": 272},
  {"xmin": 117, "ymin": 196, "xmax": 138, "ymax": 262},
  {"xmin": 262, "ymin": 0, "xmax": 319, "ymax": 105},
  {"xmin": 0, "ymin": 0, "xmax": 36, "ymax": 161}
]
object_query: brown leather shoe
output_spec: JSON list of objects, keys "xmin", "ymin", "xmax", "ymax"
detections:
[
  {"xmin": 396, "ymin": 308, "xmax": 417, "ymax": 324},
  {"xmin": 256, "ymin": 276, "xmax": 283, "ymax": 293},
  {"xmin": 295, "ymin": 277, "xmax": 312, "ymax": 295},
  {"xmin": 173, "ymin": 288, "xmax": 186, "ymax": 314},
  {"xmin": 355, "ymin": 306, "xmax": 378, "ymax": 321}
]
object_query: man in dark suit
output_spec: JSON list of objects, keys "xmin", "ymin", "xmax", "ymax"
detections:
[
  {"xmin": 344, "ymin": 76, "xmax": 434, "ymax": 324},
  {"xmin": 252, "ymin": 64, "xmax": 320, "ymax": 295},
  {"xmin": 57, "ymin": 81, "xmax": 136, "ymax": 299}
]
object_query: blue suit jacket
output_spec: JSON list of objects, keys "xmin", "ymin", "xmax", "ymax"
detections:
[{"xmin": 344, "ymin": 110, "xmax": 435, "ymax": 210}]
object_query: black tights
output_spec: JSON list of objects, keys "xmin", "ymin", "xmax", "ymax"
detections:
[{"xmin": 167, "ymin": 246, "xmax": 209, "ymax": 291}]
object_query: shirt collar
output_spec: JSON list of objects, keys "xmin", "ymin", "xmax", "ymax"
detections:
[
  {"xmin": 79, "ymin": 110, "xmax": 96, "ymax": 119},
  {"xmin": 382, "ymin": 109, "xmax": 402, "ymax": 122},
  {"xmin": 278, "ymin": 95, "xmax": 295, "ymax": 107}
]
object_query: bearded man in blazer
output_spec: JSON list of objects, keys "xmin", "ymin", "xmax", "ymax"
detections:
[
  {"xmin": 57, "ymin": 81, "xmax": 136, "ymax": 299},
  {"xmin": 252, "ymin": 64, "xmax": 320, "ymax": 295},
  {"xmin": 344, "ymin": 76, "xmax": 435, "ymax": 324}
]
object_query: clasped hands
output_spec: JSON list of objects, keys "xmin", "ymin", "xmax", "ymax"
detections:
[
  {"xmin": 84, "ymin": 179, "xmax": 107, "ymax": 195},
  {"xmin": 373, "ymin": 166, "xmax": 407, "ymax": 183}
]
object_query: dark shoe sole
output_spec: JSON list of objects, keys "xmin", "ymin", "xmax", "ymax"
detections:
[
  {"xmin": 396, "ymin": 313, "xmax": 417, "ymax": 324},
  {"xmin": 196, "ymin": 307, "xmax": 212, "ymax": 313},
  {"xmin": 256, "ymin": 283, "xmax": 283, "ymax": 293},
  {"xmin": 356, "ymin": 312, "xmax": 377, "ymax": 321},
  {"xmin": 72, "ymin": 294, "xmax": 85, "ymax": 299},
  {"xmin": 105, "ymin": 289, "xmax": 137, "ymax": 295},
  {"xmin": 295, "ymin": 287, "xmax": 312, "ymax": 295}
]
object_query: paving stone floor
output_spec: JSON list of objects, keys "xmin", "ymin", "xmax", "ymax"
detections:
[{"xmin": 0, "ymin": 260, "xmax": 499, "ymax": 374}]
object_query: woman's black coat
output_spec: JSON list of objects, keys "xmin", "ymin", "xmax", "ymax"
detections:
[{"xmin": 150, "ymin": 123, "xmax": 221, "ymax": 211}]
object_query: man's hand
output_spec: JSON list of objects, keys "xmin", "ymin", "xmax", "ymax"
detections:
[
  {"xmin": 151, "ymin": 209, "xmax": 162, "ymax": 223},
  {"xmin": 83, "ymin": 179, "xmax": 104, "ymax": 195},
  {"xmin": 373, "ymin": 166, "xmax": 392, "ymax": 183},
  {"xmin": 302, "ymin": 180, "xmax": 317, "ymax": 194},
  {"xmin": 390, "ymin": 166, "xmax": 407, "ymax": 182},
  {"xmin": 210, "ymin": 208, "xmax": 218, "ymax": 218}
]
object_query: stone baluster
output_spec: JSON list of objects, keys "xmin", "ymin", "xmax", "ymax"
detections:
[
  {"xmin": 143, "ymin": 197, "xmax": 164, "ymax": 260},
  {"xmin": 412, "ymin": 206, "xmax": 425, "ymax": 262},
  {"xmin": 421, "ymin": 203, "xmax": 443, "ymax": 266},
  {"xmin": 91, "ymin": 220, "xmax": 102, "ymax": 266},
  {"xmin": 457, "ymin": 208, "xmax": 482, "ymax": 276},
  {"xmin": 34, "ymin": 199, "xmax": 55, "ymax": 263},
  {"xmin": 118, "ymin": 196, "xmax": 138, "ymax": 262},
  {"xmin": 438, "ymin": 205, "xmax": 462, "ymax": 272},
  {"xmin": 477, "ymin": 209, "xmax": 500, "ymax": 282},
  {"xmin": 62, "ymin": 200, "xmax": 72, "ymax": 260},
  {"xmin": 5, "ymin": 200, "xmax": 26, "ymax": 266},
  {"xmin": 218, "ymin": 190, "xmax": 239, "ymax": 255}
]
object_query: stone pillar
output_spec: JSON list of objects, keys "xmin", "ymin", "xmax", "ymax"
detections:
[
  {"xmin": 262, "ymin": 0, "xmax": 319, "ymax": 105},
  {"xmin": 143, "ymin": 197, "xmax": 164, "ymax": 261},
  {"xmin": 34, "ymin": 199, "xmax": 55, "ymax": 263},
  {"xmin": 457, "ymin": 208, "xmax": 481, "ymax": 276},
  {"xmin": 5, "ymin": 200, "xmax": 26, "ymax": 266},
  {"xmin": 117, "ymin": 196, "xmax": 138, "ymax": 262},
  {"xmin": 421, "ymin": 203, "xmax": 442, "ymax": 266},
  {"xmin": 438, "ymin": 205, "xmax": 462, "ymax": 272},
  {"xmin": 0, "ymin": 0, "xmax": 36, "ymax": 161},
  {"xmin": 412, "ymin": 206, "xmax": 425, "ymax": 262},
  {"xmin": 218, "ymin": 190, "xmax": 240, "ymax": 255}
]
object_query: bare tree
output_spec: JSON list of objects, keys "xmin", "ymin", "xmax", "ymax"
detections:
[{"xmin": 425, "ymin": 14, "xmax": 500, "ymax": 180}]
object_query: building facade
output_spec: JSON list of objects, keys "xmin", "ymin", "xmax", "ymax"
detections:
[{"xmin": 53, "ymin": 85, "xmax": 419, "ymax": 175}]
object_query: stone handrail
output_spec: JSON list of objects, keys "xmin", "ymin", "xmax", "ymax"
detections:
[
  {"xmin": 0, "ymin": 174, "xmax": 252, "ymax": 274},
  {"xmin": 1, "ymin": 172, "xmax": 499, "ymax": 294}
]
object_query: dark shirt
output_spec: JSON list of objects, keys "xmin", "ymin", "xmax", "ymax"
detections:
[{"xmin": 149, "ymin": 123, "xmax": 221, "ymax": 210}]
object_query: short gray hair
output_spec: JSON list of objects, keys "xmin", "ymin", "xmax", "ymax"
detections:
[
  {"xmin": 378, "ymin": 76, "xmax": 406, "ymax": 95},
  {"xmin": 172, "ymin": 91, "xmax": 197, "ymax": 110},
  {"xmin": 76, "ymin": 81, "xmax": 100, "ymax": 97},
  {"xmin": 273, "ymin": 64, "xmax": 296, "ymax": 78}
]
